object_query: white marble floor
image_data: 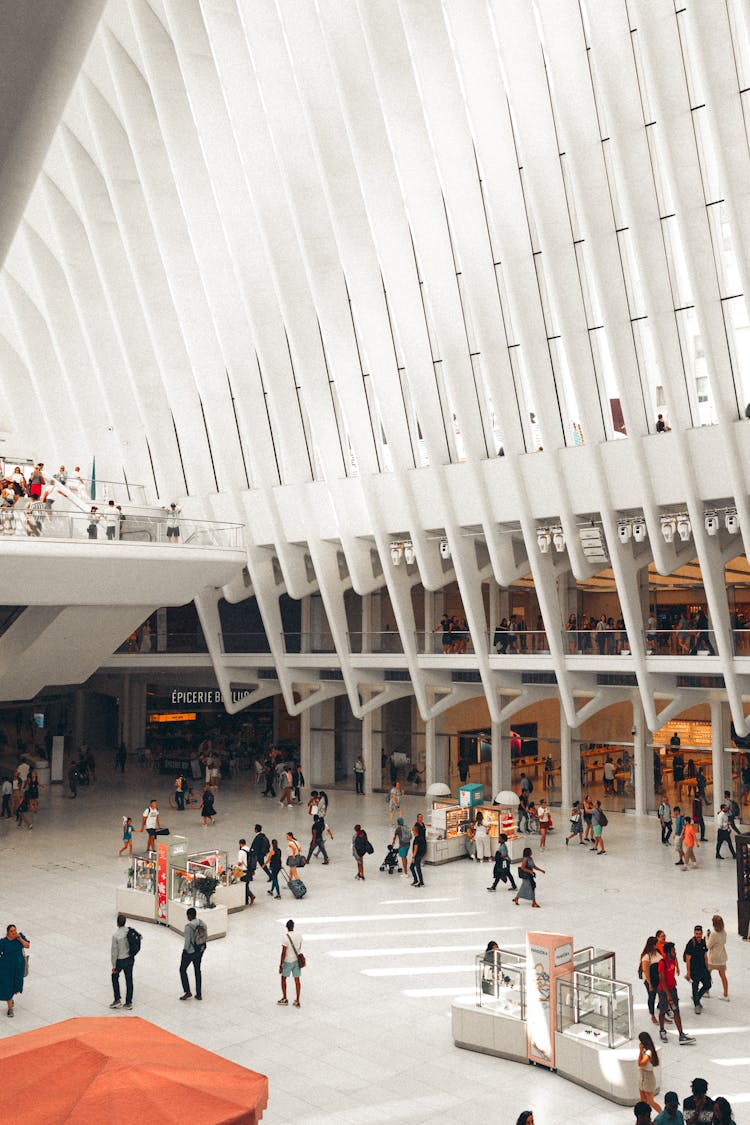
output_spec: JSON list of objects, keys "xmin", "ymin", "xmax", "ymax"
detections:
[{"xmin": 0, "ymin": 765, "xmax": 748, "ymax": 1124}]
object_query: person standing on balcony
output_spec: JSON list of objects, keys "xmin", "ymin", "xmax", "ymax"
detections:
[
  {"xmin": 688, "ymin": 610, "xmax": 714, "ymax": 655},
  {"xmin": 104, "ymin": 500, "xmax": 119, "ymax": 541},
  {"xmin": 86, "ymin": 506, "xmax": 100, "ymax": 540},
  {"xmin": 164, "ymin": 502, "xmax": 181, "ymax": 544}
]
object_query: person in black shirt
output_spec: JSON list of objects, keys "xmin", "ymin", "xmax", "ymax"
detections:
[
  {"xmin": 410, "ymin": 814, "xmax": 427, "ymax": 888},
  {"xmin": 683, "ymin": 1076, "xmax": 713, "ymax": 1123},
  {"xmin": 683, "ymin": 925, "xmax": 711, "ymax": 1013},
  {"xmin": 251, "ymin": 824, "xmax": 270, "ymax": 882}
]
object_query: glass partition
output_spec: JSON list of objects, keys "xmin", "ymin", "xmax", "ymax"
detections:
[
  {"xmin": 475, "ymin": 948, "xmax": 526, "ymax": 1020},
  {"xmin": 130, "ymin": 855, "xmax": 156, "ymax": 894},
  {"xmin": 557, "ymin": 969, "xmax": 633, "ymax": 1048}
]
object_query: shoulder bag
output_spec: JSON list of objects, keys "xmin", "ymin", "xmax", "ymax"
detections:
[{"xmin": 288, "ymin": 934, "xmax": 306, "ymax": 969}]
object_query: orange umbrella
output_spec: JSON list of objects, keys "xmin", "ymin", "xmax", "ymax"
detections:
[{"xmin": 0, "ymin": 1016, "xmax": 268, "ymax": 1124}]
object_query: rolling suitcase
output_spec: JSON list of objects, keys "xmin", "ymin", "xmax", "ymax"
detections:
[{"xmin": 281, "ymin": 868, "xmax": 307, "ymax": 899}]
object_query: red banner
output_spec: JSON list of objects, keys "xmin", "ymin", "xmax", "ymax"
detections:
[{"xmin": 156, "ymin": 841, "xmax": 168, "ymax": 923}]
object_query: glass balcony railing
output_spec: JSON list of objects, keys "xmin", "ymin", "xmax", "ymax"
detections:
[
  {"xmin": 491, "ymin": 629, "xmax": 550, "ymax": 654},
  {"xmin": 0, "ymin": 507, "xmax": 243, "ymax": 548},
  {"xmin": 417, "ymin": 629, "xmax": 478, "ymax": 654},
  {"xmin": 563, "ymin": 629, "xmax": 631, "ymax": 655},
  {"xmin": 283, "ymin": 631, "xmax": 336, "ymax": 654},
  {"xmin": 219, "ymin": 632, "xmax": 272, "ymax": 654},
  {"xmin": 348, "ymin": 631, "xmax": 405, "ymax": 654},
  {"xmin": 116, "ymin": 632, "xmax": 209, "ymax": 655}
]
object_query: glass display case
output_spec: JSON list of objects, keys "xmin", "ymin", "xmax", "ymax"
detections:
[
  {"xmin": 573, "ymin": 947, "xmax": 617, "ymax": 979},
  {"xmin": 130, "ymin": 854, "xmax": 156, "ymax": 894},
  {"xmin": 556, "ymin": 969, "xmax": 633, "ymax": 1048},
  {"xmin": 476, "ymin": 948, "xmax": 526, "ymax": 1020},
  {"xmin": 187, "ymin": 850, "xmax": 229, "ymax": 882},
  {"xmin": 170, "ymin": 866, "xmax": 196, "ymax": 905},
  {"xmin": 430, "ymin": 801, "xmax": 471, "ymax": 839}
]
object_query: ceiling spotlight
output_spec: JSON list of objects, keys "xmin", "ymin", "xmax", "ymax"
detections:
[
  {"xmin": 676, "ymin": 515, "xmax": 692, "ymax": 542},
  {"xmin": 617, "ymin": 521, "xmax": 632, "ymax": 543},
  {"xmin": 632, "ymin": 519, "xmax": 647, "ymax": 543},
  {"xmin": 537, "ymin": 529, "xmax": 551, "ymax": 554},
  {"xmin": 725, "ymin": 509, "xmax": 740, "ymax": 534},
  {"xmin": 390, "ymin": 543, "xmax": 402, "ymax": 566},
  {"xmin": 403, "ymin": 541, "xmax": 416, "ymax": 565},
  {"xmin": 439, "ymin": 538, "xmax": 451, "ymax": 560},
  {"xmin": 551, "ymin": 526, "xmax": 565, "ymax": 553},
  {"xmin": 704, "ymin": 512, "xmax": 719, "ymax": 536},
  {"xmin": 660, "ymin": 517, "xmax": 676, "ymax": 544}
]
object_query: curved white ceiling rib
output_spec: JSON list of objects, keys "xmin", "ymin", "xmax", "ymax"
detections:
[{"xmin": 3, "ymin": 0, "xmax": 750, "ymax": 732}]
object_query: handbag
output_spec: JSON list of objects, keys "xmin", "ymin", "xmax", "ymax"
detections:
[
  {"xmin": 289, "ymin": 934, "xmax": 306, "ymax": 969},
  {"xmin": 286, "ymin": 852, "xmax": 306, "ymax": 867},
  {"xmin": 24, "ymin": 953, "xmax": 29, "ymax": 978}
]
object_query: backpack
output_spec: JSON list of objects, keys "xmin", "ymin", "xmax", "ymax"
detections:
[
  {"xmin": 598, "ymin": 810, "xmax": 608, "ymax": 828},
  {"xmin": 365, "ymin": 839, "xmax": 374, "ymax": 854},
  {"xmin": 126, "ymin": 926, "xmax": 142, "ymax": 958},
  {"xmin": 658, "ymin": 802, "xmax": 670, "ymax": 820},
  {"xmin": 729, "ymin": 799, "xmax": 740, "ymax": 819},
  {"xmin": 193, "ymin": 920, "xmax": 208, "ymax": 948}
]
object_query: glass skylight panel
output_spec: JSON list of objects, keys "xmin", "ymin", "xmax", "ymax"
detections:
[
  {"xmin": 676, "ymin": 7, "xmax": 705, "ymax": 110},
  {"xmin": 722, "ymin": 295, "xmax": 750, "ymax": 410},
  {"xmin": 661, "ymin": 215, "xmax": 694, "ymax": 310},
  {"xmin": 727, "ymin": 0, "xmax": 750, "ymax": 92},
  {"xmin": 675, "ymin": 307, "xmax": 717, "ymax": 426},
  {"xmin": 691, "ymin": 105, "xmax": 723, "ymax": 205},
  {"xmin": 616, "ymin": 228, "xmax": 646, "ymax": 320},
  {"xmin": 705, "ymin": 203, "xmax": 741, "ymax": 298},
  {"xmin": 632, "ymin": 319, "xmax": 676, "ymax": 428}
]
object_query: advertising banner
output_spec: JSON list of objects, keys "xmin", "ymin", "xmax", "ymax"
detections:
[
  {"xmin": 526, "ymin": 931, "xmax": 573, "ymax": 1069},
  {"xmin": 156, "ymin": 841, "xmax": 168, "ymax": 923}
]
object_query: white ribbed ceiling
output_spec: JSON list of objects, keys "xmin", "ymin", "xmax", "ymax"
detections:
[{"xmin": 2, "ymin": 0, "xmax": 750, "ymax": 499}]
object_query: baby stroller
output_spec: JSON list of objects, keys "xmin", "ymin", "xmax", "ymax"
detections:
[{"xmin": 379, "ymin": 843, "xmax": 400, "ymax": 874}]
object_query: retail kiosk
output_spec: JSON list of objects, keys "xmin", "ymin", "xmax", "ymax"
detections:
[{"xmin": 452, "ymin": 935, "xmax": 643, "ymax": 1105}]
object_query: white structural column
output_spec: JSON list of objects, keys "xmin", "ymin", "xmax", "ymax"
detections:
[
  {"xmin": 560, "ymin": 708, "xmax": 578, "ymax": 815},
  {"xmin": 711, "ymin": 700, "xmax": 730, "ymax": 818},
  {"xmin": 491, "ymin": 718, "xmax": 512, "ymax": 798},
  {"xmin": 361, "ymin": 708, "xmax": 374, "ymax": 796},
  {"xmin": 299, "ymin": 706, "xmax": 312, "ymax": 797},
  {"xmin": 424, "ymin": 716, "xmax": 447, "ymax": 790},
  {"xmin": 308, "ymin": 698, "xmax": 336, "ymax": 787},
  {"xmin": 633, "ymin": 698, "xmax": 653, "ymax": 816}
]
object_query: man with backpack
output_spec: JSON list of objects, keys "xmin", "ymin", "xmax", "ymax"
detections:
[
  {"xmin": 658, "ymin": 799, "xmax": 673, "ymax": 845},
  {"xmin": 110, "ymin": 912, "xmax": 136, "ymax": 1010},
  {"xmin": 179, "ymin": 907, "xmax": 206, "ymax": 1001}
]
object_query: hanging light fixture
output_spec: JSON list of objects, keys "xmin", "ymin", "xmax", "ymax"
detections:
[
  {"xmin": 617, "ymin": 521, "xmax": 632, "ymax": 543},
  {"xmin": 551, "ymin": 526, "xmax": 565, "ymax": 553},
  {"xmin": 403, "ymin": 541, "xmax": 416, "ymax": 565},
  {"xmin": 537, "ymin": 529, "xmax": 551, "ymax": 554},
  {"xmin": 632, "ymin": 519, "xmax": 647, "ymax": 543},
  {"xmin": 390, "ymin": 543, "xmax": 402, "ymax": 565},
  {"xmin": 676, "ymin": 515, "xmax": 692, "ymax": 542},
  {"xmin": 660, "ymin": 517, "xmax": 676, "ymax": 544},
  {"xmin": 439, "ymin": 538, "xmax": 451, "ymax": 560},
  {"xmin": 725, "ymin": 510, "xmax": 740, "ymax": 534}
]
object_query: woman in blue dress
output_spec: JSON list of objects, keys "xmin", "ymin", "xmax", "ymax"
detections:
[
  {"xmin": 0, "ymin": 923, "xmax": 30, "ymax": 1017},
  {"xmin": 512, "ymin": 847, "xmax": 544, "ymax": 908}
]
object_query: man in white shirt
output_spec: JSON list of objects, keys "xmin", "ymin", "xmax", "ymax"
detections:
[
  {"xmin": 104, "ymin": 500, "xmax": 119, "ymax": 541},
  {"xmin": 236, "ymin": 838, "xmax": 256, "ymax": 905},
  {"xmin": 278, "ymin": 919, "xmax": 303, "ymax": 1007},
  {"xmin": 138, "ymin": 800, "xmax": 161, "ymax": 851},
  {"xmin": 715, "ymin": 805, "xmax": 736, "ymax": 860},
  {"xmin": 1, "ymin": 777, "xmax": 12, "ymax": 818}
]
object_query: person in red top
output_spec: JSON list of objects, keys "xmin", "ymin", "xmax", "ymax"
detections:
[
  {"xmin": 657, "ymin": 942, "xmax": 695, "ymax": 1045},
  {"xmin": 682, "ymin": 817, "xmax": 699, "ymax": 869}
]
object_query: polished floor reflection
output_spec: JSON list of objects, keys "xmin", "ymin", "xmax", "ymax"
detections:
[{"xmin": 0, "ymin": 763, "xmax": 747, "ymax": 1124}]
